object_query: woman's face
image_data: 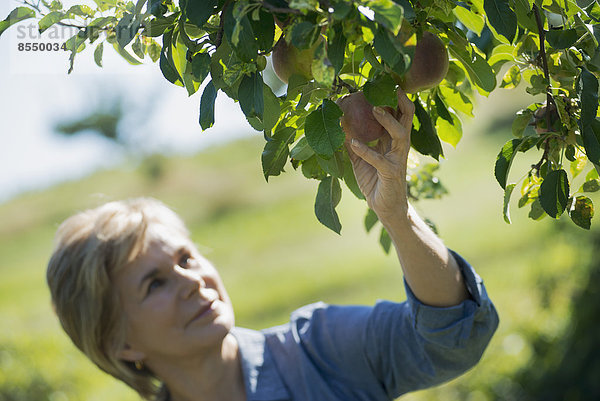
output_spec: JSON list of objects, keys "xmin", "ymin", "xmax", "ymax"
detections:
[{"xmin": 113, "ymin": 225, "xmax": 235, "ymax": 365}]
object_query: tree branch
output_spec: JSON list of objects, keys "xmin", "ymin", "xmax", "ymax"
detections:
[{"xmin": 533, "ymin": 4, "xmax": 555, "ymax": 131}]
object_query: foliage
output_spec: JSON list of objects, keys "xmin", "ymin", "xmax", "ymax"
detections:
[
  {"xmin": 503, "ymin": 229, "xmax": 600, "ymax": 401},
  {"xmin": 3, "ymin": 0, "xmax": 600, "ymax": 247}
]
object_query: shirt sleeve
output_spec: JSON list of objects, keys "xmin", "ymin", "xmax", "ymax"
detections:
[
  {"xmin": 287, "ymin": 249, "xmax": 499, "ymax": 399},
  {"xmin": 364, "ymin": 249, "xmax": 500, "ymax": 398}
]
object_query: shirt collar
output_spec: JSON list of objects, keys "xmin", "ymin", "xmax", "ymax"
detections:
[{"xmin": 231, "ymin": 327, "xmax": 291, "ymax": 401}]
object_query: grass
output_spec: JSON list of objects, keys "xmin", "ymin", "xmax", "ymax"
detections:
[{"xmin": 0, "ymin": 88, "xmax": 597, "ymax": 400}]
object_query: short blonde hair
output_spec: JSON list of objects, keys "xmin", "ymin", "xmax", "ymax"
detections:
[{"xmin": 47, "ymin": 197, "xmax": 187, "ymax": 400}]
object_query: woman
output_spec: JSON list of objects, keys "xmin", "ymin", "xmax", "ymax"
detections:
[{"xmin": 46, "ymin": 90, "xmax": 499, "ymax": 401}]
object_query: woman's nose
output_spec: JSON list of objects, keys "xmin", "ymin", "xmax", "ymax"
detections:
[{"xmin": 176, "ymin": 266, "xmax": 206, "ymax": 298}]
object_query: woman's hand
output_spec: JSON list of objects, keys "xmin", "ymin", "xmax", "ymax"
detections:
[{"xmin": 345, "ymin": 89, "xmax": 415, "ymax": 223}]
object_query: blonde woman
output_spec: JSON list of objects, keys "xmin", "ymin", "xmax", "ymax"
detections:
[{"xmin": 47, "ymin": 90, "xmax": 498, "ymax": 401}]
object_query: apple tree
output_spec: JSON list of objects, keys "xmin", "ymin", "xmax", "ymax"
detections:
[{"xmin": 2, "ymin": 0, "xmax": 600, "ymax": 250}]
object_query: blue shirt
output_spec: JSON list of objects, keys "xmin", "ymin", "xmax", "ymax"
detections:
[{"xmin": 231, "ymin": 251, "xmax": 499, "ymax": 401}]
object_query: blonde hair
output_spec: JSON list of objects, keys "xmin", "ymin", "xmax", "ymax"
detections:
[{"xmin": 47, "ymin": 198, "xmax": 187, "ymax": 400}]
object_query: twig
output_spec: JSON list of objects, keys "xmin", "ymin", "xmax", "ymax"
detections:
[
  {"xmin": 215, "ymin": 1, "xmax": 231, "ymax": 48},
  {"xmin": 533, "ymin": 4, "xmax": 555, "ymax": 131},
  {"xmin": 334, "ymin": 77, "xmax": 356, "ymax": 93},
  {"xmin": 532, "ymin": 138, "xmax": 551, "ymax": 174}
]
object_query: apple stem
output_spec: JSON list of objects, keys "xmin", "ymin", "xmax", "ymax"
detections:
[{"xmin": 334, "ymin": 77, "xmax": 357, "ymax": 93}]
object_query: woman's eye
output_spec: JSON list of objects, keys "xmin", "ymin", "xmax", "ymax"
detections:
[
  {"xmin": 147, "ymin": 278, "xmax": 164, "ymax": 294},
  {"xmin": 178, "ymin": 253, "xmax": 192, "ymax": 268}
]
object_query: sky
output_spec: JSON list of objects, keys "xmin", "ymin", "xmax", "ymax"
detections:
[{"xmin": 0, "ymin": 0, "xmax": 256, "ymax": 203}]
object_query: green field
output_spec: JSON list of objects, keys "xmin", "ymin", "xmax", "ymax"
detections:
[{"xmin": 0, "ymin": 89, "xmax": 597, "ymax": 401}]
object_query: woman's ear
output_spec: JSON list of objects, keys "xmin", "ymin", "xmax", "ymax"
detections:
[{"xmin": 118, "ymin": 343, "xmax": 146, "ymax": 362}]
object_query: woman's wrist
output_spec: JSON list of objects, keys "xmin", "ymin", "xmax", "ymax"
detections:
[{"xmin": 374, "ymin": 201, "xmax": 412, "ymax": 231}]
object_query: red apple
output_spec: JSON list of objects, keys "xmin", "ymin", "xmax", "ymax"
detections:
[
  {"xmin": 271, "ymin": 37, "xmax": 317, "ymax": 84},
  {"xmin": 393, "ymin": 31, "xmax": 449, "ymax": 93},
  {"xmin": 337, "ymin": 91, "xmax": 395, "ymax": 143}
]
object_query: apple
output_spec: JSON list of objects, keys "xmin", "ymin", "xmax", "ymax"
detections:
[
  {"xmin": 534, "ymin": 103, "xmax": 559, "ymax": 134},
  {"xmin": 393, "ymin": 31, "xmax": 449, "ymax": 93},
  {"xmin": 272, "ymin": 33, "xmax": 326, "ymax": 84},
  {"xmin": 337, "ymin": 91, "xmax": 395, "ymax": 143}
]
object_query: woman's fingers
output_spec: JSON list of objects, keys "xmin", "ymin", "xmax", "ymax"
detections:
[
  {"xmin": 371, "ymin": 90, "xmax": 414, "ymax": 144},
  {"xmin": 349, "ymin": 138, "xmax": 389, "ymax": 171},
  {"xmin": 371, "ymin": 106, "xmax": 405, "ymax": 141},
  {"xmin": 396, "ymin": 88, "xmax": 415, "ymax": 129}
]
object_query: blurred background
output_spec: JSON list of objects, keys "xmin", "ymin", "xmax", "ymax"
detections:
[{"xmin": 1, "ymin": 1, "xmax": 600, "ymax": 400}]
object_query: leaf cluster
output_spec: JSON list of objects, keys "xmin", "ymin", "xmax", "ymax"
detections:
[{"xmin": 3, "ymin": 0, "xmax": 600, "ymax": 242}]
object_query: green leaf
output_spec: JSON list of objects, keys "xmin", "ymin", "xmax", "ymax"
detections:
[
  {"xmin": 449, "ymin": 45, "xmax": 496, "ymax": 93},
  {"xmin": 342, "ymin": 151, "xmax": 365, "ymax": 200},
  {"xmin": 569, "ymin": 195, "xmax": 594, "ymax": 229},
  {"xmin": 112, "ymin": 41, "xmax": 143, "ymax": 65},
  {"xmin": 302, "ymin": 156, "xmax": 327, "ymax": 180},
  {"xmin": 512, "ymin": 109, "xmax": 533, "ymax": 137},
  {"xmin": 503, "ymin": 183, "xmax": 516, "ymax": 223},
  {"xmin": 453, "ymin": 5, "xmax": 485, "ymax": 35},
  {"xmin": 262, "ymin": 126, "xmax": 296, "ymax": 180},
  {"xmin": 94, "ymin": 42, "xmax": 104, "ymax": 67},
  {"xmin": 315, "ymin": 176, "xmax": 342, "ymax": 234},
  {"xmin": 248, "ymin": 8, "xmax": 274, "ymax": 52},
  {"xmin": 304, "ymin": 100, "xmax": 345, "ymax": 159},
  {"xmin": 436, "ymin": 112, "xmax": 462, "ymax": 147},
  {"xmin": 363, "ymin": 74, "xmax": 398, "ymax": 107},
  {"xmin": 290, "ymin": 137, "xmax": 314, "ymax": 161},
  {"xmin": 539, "ymin": 169, "xmax": 570, "ymax": 218},
  {"xmin": 379, "ymin": 226, "xmax": 392, "ymax": 253},
  {"xmin": 483, "ymin": 0, "xmax": 517, "ymax": 43},
  {"xmin": 488, "ymin": 44, "xmax": 516, "ymax": 67},
  {"xmin": 149, "ymin": 0, "xmax": 167, "ymax": 16},
  {"xmin": 191, "ymin": 52, "xmax": 210, "ymax": 83},
  {"xmin": 368, "ymin": 0, "xmax": 404, "ymax": 35},
  {"xmin": 546, "ymin": 29, "xmax": 579, "ymax": 49},
  {"xmin": 66, "ymin": 5, "xmax": 95, "ymax": 17},
  {"xmin": 132, "ymin": 35, "xmax": 145, "ymax": 59},
  {"xmin": 143, "ymin": 14, "xmax": 179, "ymax": 37},
  {"xmin": 577, "ymin": 68, "xmax": 600, "ymax": 164},
  {"xmin": 364, "ymin": 208, "xmax": 379, "ymax": 232},
  {"xmin": 181, "ymin": 0, "xmax": 217, "ymax": 28},
  {"xmin": 513, "ymin": 0, "xmax": 538, "ymax": 32},
  {"xmin": 199, "ymin": 81, "xmax": 217, "ymax": 130},
  {"xmin": 289, "ymin": 0, "xmax": 319, "ymax": 12},
  {"xmin": 434, "ymin": 92, "xmax": 453, "ymax": 123},
  {"xmin": 291, "ymin": 21, "xmax": 320, "ymax": 49},
  {"xmin": 238, "ymin": 72, "xmax": 264, "ymax": 120},
  {"xmin": 495, "ymin": 139, "xmax": 522, "ymax": 189},
  {"xmin": 529, "ymin": 198, "xmax": 546, "ymax": 220},
  {"xmin": 500, "ymin": 65, "xmax": 522, "ymax": 88},
  {"xmin": 247, "ymin": 84, "xmax": 281, "ymax": 132},
  {"xmin": 0, "ymin": 7, "xmax": 36, "ymax": 37},
  {"xmin": 373, "ymin": 27, "xmax": 410, "ymax": 76},
  {"xmin": 583, "ymin": 119, "xmax": 600, "ymax": 166},
  {"xmin": 582, "ymin": 178, "xmax": 600, "ymax": 192},
  {"xmin": 147, "ymin": 40, "xmax": 161, "ymax": 62},
  {"xmin": 317, "ymin": 152, "xmax": 345, "ymax": 178},
  {"xmin": 38, "ymin": 11, "xmax": 65, "ymax": 33},
  {"xmin": 578, "ymin": 68, "xmax": 599, "ymax": 126},
  {"xmin": 439, "ymin": 85, "xmax": 473, "ymax": 116},
  {"xmin": 411, "ymin": 99, "xmax": 443, "ymax": 160},
  {"xmin": 116, "ymin": 13, "xmax": 141, "ymax": 48},
  {"xmin": 327, "ymin": 23, "xmax": 347, "ymax": 75},
  {"xmin": 223, "ymin": 3, "xmax": 258, "ymax": 62},
  {"xmin": 159, "ymin": 29, "xmax": 182, "ymax": 85},
  {"xmin": 311, "ymin": 41, "xmax": 335, "ymax": 87}
]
